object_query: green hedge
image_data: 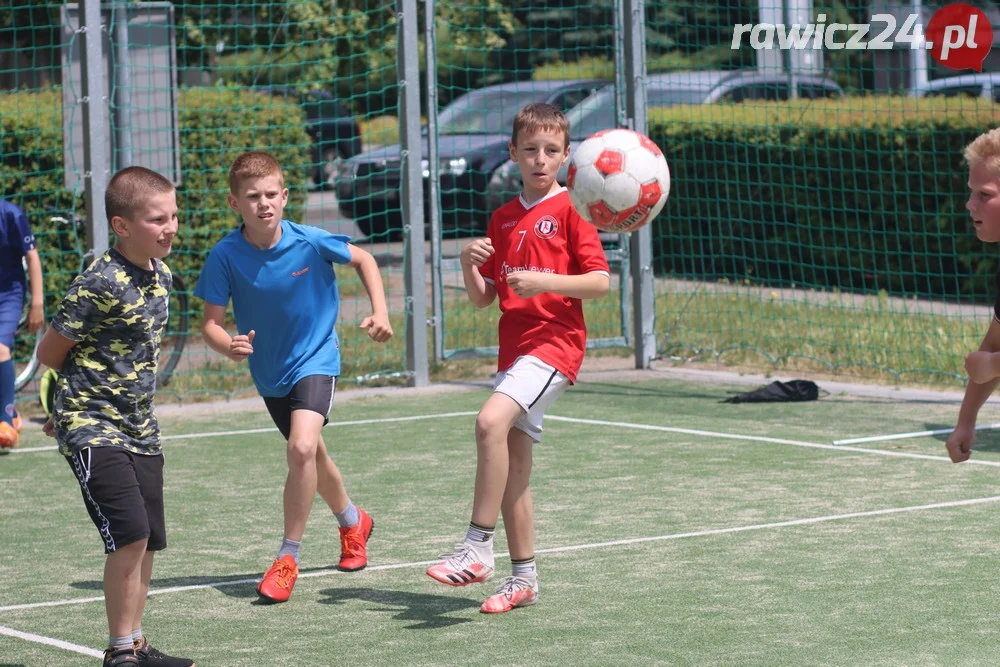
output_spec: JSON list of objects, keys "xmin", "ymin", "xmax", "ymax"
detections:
[
  {"xmin": 0, "ymin": 86, "xmax": 311, "ymax": 317},
  {"xmin": 649, "ymin": 97, "xmax": 1000, "ymax": 301}
]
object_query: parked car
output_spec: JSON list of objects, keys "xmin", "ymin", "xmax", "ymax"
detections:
[
  {"xmin": 335, "ymin": 79, "xmax": 606, "ymax": 239},
  {"xmin": 908, "ymin": 73, "xmax": 1000, "ymax": 101},
  {"xmin": 486, "ymin": 70, "xmax": 844, "ymax": 212},
  {"xmin": 259, "ymin": 86, "xmax": 363, "ymax": 189}
]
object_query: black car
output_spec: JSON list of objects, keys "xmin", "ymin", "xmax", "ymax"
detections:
[
  {"xmin": 335, "ymin": 79, "xmax": 606, "ymax": 239},
  {"xmin": 260, "ymin": 87, "xmax": 364, "ymax": 189}
]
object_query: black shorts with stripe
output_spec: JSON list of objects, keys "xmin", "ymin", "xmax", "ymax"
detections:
[
  {"xmin": 263, "ymin": 375, "xmax": 336, "ymax": 440},
  {"xmin": 65, "ymin": 446, "xmax": 166, "ymax": 554}
]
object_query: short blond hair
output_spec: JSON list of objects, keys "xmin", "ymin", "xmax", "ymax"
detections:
[
  {"xmin": 511, "ymin": 103, "xmax": 570, "ymax": 149},
  {"xmin": 964, "ymin": 127, "xmax": 1000, "ymax": 175},
  {"xmin": 105, "ymin": 167, "xmax": 175, "ymax": 221},
  {"xmin": 229, "ymin": 151, "xmax": 284, "ymax": 193}
]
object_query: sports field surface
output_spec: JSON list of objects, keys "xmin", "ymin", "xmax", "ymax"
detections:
[{"xmin": 4, "ymin": 367, "xmax": 1000, "ymax": 666}]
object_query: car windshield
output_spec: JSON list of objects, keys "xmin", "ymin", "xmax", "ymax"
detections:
[
  {"xmin": 566, "ymin": 87, "xmax": 708, "ymax": 139},
  {"xmin": 437, "ymin": 89, "xmax": 548, "ymax": 135}
]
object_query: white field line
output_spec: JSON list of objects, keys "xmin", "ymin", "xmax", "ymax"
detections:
[
  {"xmin": 545, "ymin": 415, "xmax": 1000, "ymax": 468},
  {"xmin": 5, "ymin": 444, "xmax": 58, "ymax": 453},
  {"xmin": 833, "ymin": 422, "xmax": 1000, "ymax": 446},
  {"xmin": 3, "ymin": 412, "xmax": 480, "ymax": 455},
  {"xmin": 0, "ymin": 624, "xmax": 104, "ymax": 658},
  {"xmin": 3, "ymin": 494, "xmax": 1000, "ymax": 617},
  {"xmin": 11, "ymin": 411, "xmax": 997, "ymax": 469}
]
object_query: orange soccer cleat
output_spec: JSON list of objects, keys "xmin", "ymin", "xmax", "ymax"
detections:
[
  {"xmin": 338, "ymin": 508, "xmax": 374, "ymax": 571},
  {"xmin": 0, "ymin": 421, "xmax": 19, "ymax": 449},
  {"xmin": 256, "ymin": 554, "xmax": 298, "ymax": 603}
]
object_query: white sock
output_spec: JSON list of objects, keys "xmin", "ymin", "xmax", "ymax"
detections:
[
  {"xmin": 511, "ymin": 557, "xmax": 537, "ymax": 578},
  {"xmin": 465, "ymin": 521, "xmax": 495, "ymax": 545}
]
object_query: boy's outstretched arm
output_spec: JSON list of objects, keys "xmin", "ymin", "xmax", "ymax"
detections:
[
  {"xmin": 460, "ymin": 238, "xmax": 497, "ymax": 308},
  {"xmin": 346, "ymin": 244, "xmax": 392, "ymax": 342},
  {"xmin": 947, "ymin": 318, "xmax": 1000, "ymax": 462},
  {"xmin": 24, "ymin": 249, "xmax": 44, "ymax": 332},
  {"xmin": 202, "ymin": 303, "xmax": 255, "ymax": 361},
  {"xmin": 506, "ymin": 271, "xmax": 610, "ymax": 300}
]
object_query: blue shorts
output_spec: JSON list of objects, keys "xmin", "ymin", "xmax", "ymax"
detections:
[{"xmin": 0, "ymin": 286, "xmax": 24, "ymax": 349}]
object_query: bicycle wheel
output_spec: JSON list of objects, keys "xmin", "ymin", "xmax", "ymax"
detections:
[
  {"xmin": 14, "ymin": 326, "xmax": 41, "ymax": 392},
  {"xmin": 158, "ymin": 273, "xmax": 189, "ymax": 387}
]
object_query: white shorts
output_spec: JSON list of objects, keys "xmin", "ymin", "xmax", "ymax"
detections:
[{"xmin": 493, "ymin": 355, "xmax": 570, "ymax": 442}]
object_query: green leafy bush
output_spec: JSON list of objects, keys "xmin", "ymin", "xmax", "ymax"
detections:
[
  {"xmin": 0, "ymin": 86, "xmax": 311, "ymax": 316},
  {"xmin": 648, "ymin": 96, "xmax": 1000, "ymax": 301}
]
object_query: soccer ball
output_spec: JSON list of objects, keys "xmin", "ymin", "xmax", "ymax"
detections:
[{"xmin": 566, "ymin": 129, "xmax": 670, "ymax": 233}]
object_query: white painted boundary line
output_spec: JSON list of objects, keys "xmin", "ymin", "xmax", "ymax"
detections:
[
  {"xmin": 11, "ymin": 411, "xmax": 999, "ymax": 469},
  {"xmin": 0, "ymin": 624, "xmax": 104, "ymax": 659},
  {"xmin": 6, "ymin": 444, "xmax": 57, "ymax": 453},
  {"xmin": 3, "ymin": 412, "xmax": 480, "ymax": 455},
  {"xmin": 4, "ymin": 494, "xmax": 1000, "ymax": 617},
  {"xmin": 546, "ymin": 415, "xmax": 1000, "ymax": 468},
  {"xmin": 833, "ymin": 422, "xmax": 1000, "ymax": 446}
]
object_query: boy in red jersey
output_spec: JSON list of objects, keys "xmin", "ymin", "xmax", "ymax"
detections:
[{"xmin": 426, "ymin": 103, "xmax": 610, "ymax": 613}]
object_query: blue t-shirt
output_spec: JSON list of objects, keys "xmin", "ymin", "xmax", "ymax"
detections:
[
  {"xmin": 194, "ymin": 220, "xmax": 353, "ymax": 397},
  {"xmin": 0, "ymin": 199, "xmax": 37, "ymax": 291}
]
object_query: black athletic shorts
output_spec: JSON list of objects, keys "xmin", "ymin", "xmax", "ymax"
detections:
[
  {"xmin": 65, "ymin": 447, "xmax": 166, "ymax": 554},
  {"xmin": 263, "ymin": 375, "xmax": 336, "ymax": 440}
]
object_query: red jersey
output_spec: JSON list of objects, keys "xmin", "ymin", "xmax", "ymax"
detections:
[{"xmin": 478, "ymin": 188, "xmax": 610, "ymax": 383}]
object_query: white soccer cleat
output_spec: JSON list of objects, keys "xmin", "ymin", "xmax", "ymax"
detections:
[
  {"xmin": 426, "ymin": 543, "xmax": 494, "ymax": 586},
  {"xmin": 480, "ymin": 575, "xmax": 539, "ymax": 614}
]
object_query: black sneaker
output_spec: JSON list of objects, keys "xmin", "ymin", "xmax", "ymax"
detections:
[
  {"xmin": 134, "ymin": 639, "xmax": 196, "ymax": 667},
  {"xmin": 103, "ymin": 647, "xmax": 139, "ymax": 666}
]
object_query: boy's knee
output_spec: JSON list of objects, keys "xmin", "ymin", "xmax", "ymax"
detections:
[
  {"xmin": 107, "ymin": 537, "xmax": 149, "ymax": 563},
  {"xmin": 475, "ymin": 412, "xmax": 509, "ymax": 442},
  {"xmin": 286, "ymin": 438, "xmax": 318, "ymax": 466}
]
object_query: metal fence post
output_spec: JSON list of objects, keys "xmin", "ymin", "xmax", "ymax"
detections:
[
  {"xmin": 612, "ymin": 0, "xmax": 633, "ymax": 348},
  {"xmin": 80, "ymin": 0, "xmax": 110, "ymax": 255},
  {"xmin": 423, "ymin": 0, "xmax": 445, "ymax": 362},
  {"xmin": 621, "ymin": 0, "xmax": 656, "ymax": 368},
  {"xmin": 398, "ymin": 0, "xmax": 429, "ymax": 386},
  {"xmin": 113, "ymin": 1, "xmax": 133, "ymax": 170}
]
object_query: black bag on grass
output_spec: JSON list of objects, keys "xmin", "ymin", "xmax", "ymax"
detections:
[{"xmin": 722, "ymin": 380, "xmax": 820, "ymax": 404}]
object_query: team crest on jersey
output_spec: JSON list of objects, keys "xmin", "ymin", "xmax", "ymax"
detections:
[{"xmin": 534, "ymin": 215, "xmax": 558, "ymax": 240}]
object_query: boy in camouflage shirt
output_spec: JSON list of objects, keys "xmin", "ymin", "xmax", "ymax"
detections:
[{"xmin": 37, "ymin": 166, "xmax": 195, "ymax": 667}]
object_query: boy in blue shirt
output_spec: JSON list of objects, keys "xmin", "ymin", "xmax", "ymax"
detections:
[
  {"xmin": 195, "ymin": 151, "xmax": 392, "ymax": 603},
  {"xmin": 0, "ymin": 198, "xmax": 44, "ymax": 448}
]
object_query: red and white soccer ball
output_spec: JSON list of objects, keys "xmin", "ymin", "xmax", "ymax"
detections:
[{"xmin": 566, "ymin": 129, "xmax": 670, "ymax": 234}]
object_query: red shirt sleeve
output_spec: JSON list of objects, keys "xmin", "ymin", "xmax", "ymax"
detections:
[{"xmin": 567, "ymin": 207, "xmax": 611, "ymax": 274}]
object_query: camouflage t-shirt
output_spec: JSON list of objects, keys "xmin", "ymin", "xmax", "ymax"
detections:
[{"xmin": 50, "ymin": 248, "xmax": 171, "ymax": 456}]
